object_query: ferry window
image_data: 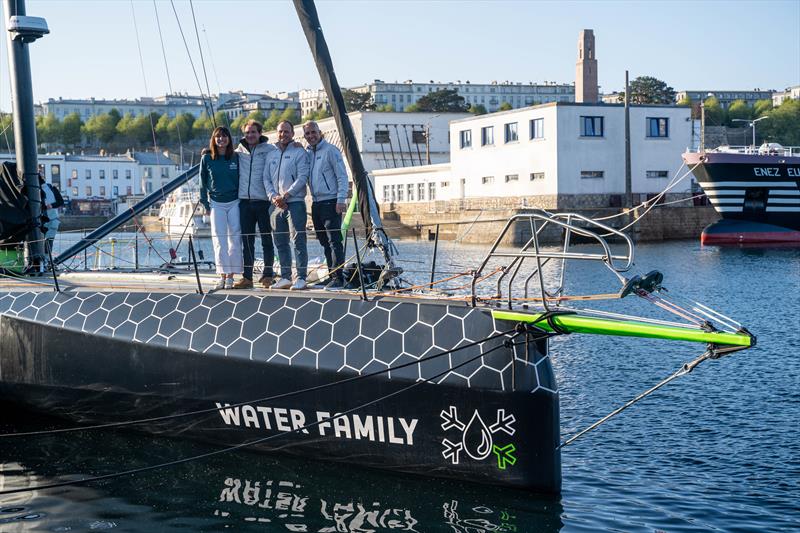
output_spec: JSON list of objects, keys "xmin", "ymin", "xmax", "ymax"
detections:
[
  {"xmin": 482, "ymin": 176, "xmax": 495, "ymax": 184},
  {"xmin": 428, "ymin": 182, "xmax": 436, "ymax": 200},
  {"xmin": 531, "ymin": 172, "xmax": 545, "ymax": 181},
  {"xmin": 504, "ymin": 122, "xmax": 518, "ymax": 143},
  {"xmin": 530, "ymin": 118, "xmax": 544, "ymax": 139},
  {"xmin": 646, "ymin": 170, "xmax": 669, "ymax": 178},
  {"xmin": 581, "ymin": 170, "xmax": 605, "ymax": 179},
  {"xmin": 504, "ymin": 174, "xmax": 519, "ymax": 183},
  {"xmin": 375, "ymin": 130, "xmax": 390, "ymax": 144},
  {"xmin": 581, "ymin": 116, "xmax": 604, "ymax": 137},
  {"xmin": 113, "ymin": 169, "xmax": 119, "ymax": 179},
  {"xmin": 459, "ymin": 129, "xmax": 472, "ymax": 149},
  {"xmin": 481, "ymin": 126, "xmax": 494, "ymax": 146},
  {"xmin": 647, "ymin": 117, "xmax": 669, "ymax": 138},
  {"xmin": 418, "ymin": 183, "xmax": 425, "ymax": 201}
]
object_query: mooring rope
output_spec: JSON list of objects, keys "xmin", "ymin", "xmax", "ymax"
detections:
[{"xmin": 0, "ymin": 334, "xmax": 531, "ymax": 495}]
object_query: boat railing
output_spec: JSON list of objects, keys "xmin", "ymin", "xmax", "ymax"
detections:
[
  {"xmin": 707, "ymin": 144, "xmax": 800, "ymax": 157},
  {"xmin": 471, "ymin": 211, "xmax": 634, "ymax": 309}
]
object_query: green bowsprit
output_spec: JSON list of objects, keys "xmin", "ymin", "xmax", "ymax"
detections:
[{"xmin": 492, "ymin": 443, "xmax": 517, "ymax": 470}]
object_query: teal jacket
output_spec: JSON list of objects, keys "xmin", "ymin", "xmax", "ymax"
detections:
[{"xmin": 200, "ymin": 153, "xmax": 239, "ymax": 207}]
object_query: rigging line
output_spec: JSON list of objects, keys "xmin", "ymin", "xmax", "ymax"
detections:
[
  {"xmin": 558, "ymin": 348, "xmax": 715, "ymax": 449},
  {"xmin": 188, "ymin": 0, "xmax": 215, "ymax": 119},
  {"xmin": 201, "ymin": 25, "xmax": 222, "ymax": 97},
  {"xmin": 168, "ymin": 0, "xmax": 214, "ymax": 125},
  {"xmin": 152, "ymin": 0, "xmax": 185, "ymax": 164},
  {"xmin": 129, "ymin": 0, "xmax": 161, "ymax": 159},
  {"xmin": 0, "ymin": 328, "xmax": 517, "ymax": 439},
  {"xmin": 0, "ymin": 340, "xmax": 521, "ymax": 496}
]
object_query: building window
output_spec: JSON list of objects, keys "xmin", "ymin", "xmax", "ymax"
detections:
[
  {"xmin": 440, "ymin": 181, "xmax": 450, "ymax": 187},
  {"xmin": 71, "ymin": 187, "xmax": 78, "ymax": 197},
  {"xmin": 646, "ymin": 170, "xmax": 669, "ymax": 178},
  {"xmin": 481, "ymin": 126, "xmax": 494, "ymax": 146},
  {"xmin": 144, "ymin": 167, "xmax": 152, "ymax": 178},
  {"xmin": 99, "ymin": 186, "xmax": 106, "ymax": 196},
  {"xmin": 647, "ymin": 117, "xmax": 669, "ymax": 138},
  {"xmin": 459, "ymin": 129, "xmax": 472, "ymax": 149},
  {"xmin": 428, "ymin": 182, "xmax": 436, "ymax": 200},
  {"xmin": 397, "ymin": 186, "xmax": 404, "ymax": 202},
  {"xmin": 581, "ymin": 116, "xmax": 604, "ymax": 137},
  {"xmin": 530, "ymin": 118, "xmax": 544, "ymax": 139},
  {"xmin": 418, "ymin": 183, "xmax": 425, "ymax": 201},
  {"xmin": 161, "ymin": 167, "xmax": 169, "ymax": 178},
  {"xmin": 383, "ymin": 185, "xmax": 390, "ymax": 202},
  {"xmin": 126, "ymin": 186, "xmax": 132, "ymax": 195},
  {"xmin": 504, "ymin": 122, "xmax": 518, "ymax": 143},
  {"xmin": 113, "ymin": 169, "xmax": 119, "ymax": 179},
  {"xmin": 530, "ymin": 172, "xmax": 545, "ymax": 181},
  {"xmin": 85, "ymin": 185, "xmax": 92, "ymax": 196},
  {"xmin": 581, "ymin": 170, "xmax": 605, "ymax": 179},
  {"xmin": 71, "ymin": 169, "xmax": 78, "ymax": 179},
  {"xmin": 125, "ymin": 169, "xmax": 132, "ymax": 179},
  {"xmin": 85, "ymin": 169, "xmax": 92, "ymax": 179},
  {"xmin": 375, "ymin": 130, "xmax": 390, "ymax": 144},
  {"xmin": 99, "ymin": 169, "xmax": 105, "ymax": 179},
  {"xmin": 504, "ymin": 174, "xmax": 519, "ymax": 183},
  {"xmin": 412, "ymin": 130, "xmax": 426, "ymax": 144},
  {"xmin": 407, "ymin": 184, "xmax": 414, "ymax": 201},
  {"xmin": 112, "ymin": 186, "xmax": 119, "ymax": 196},
  {"xmin": 145, "ymin": 182, "xmax": 152, "ymax": 193},
  {"xmin": 482, "ymin": 176, "xmax": 495, "ymax": 184},
  {"xmin": 50, "ymin": 164, "xmax": 60, "ymax": 186}
]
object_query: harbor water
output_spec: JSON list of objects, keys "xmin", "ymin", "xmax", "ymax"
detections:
[{"xmin": 0, "ymin": 237, "xmax": 798, "ymax": 532}]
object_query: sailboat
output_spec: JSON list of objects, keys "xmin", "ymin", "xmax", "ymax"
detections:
[{"xmin": 0, "ymin": 0, "xmax": 754, "ymax": 495}]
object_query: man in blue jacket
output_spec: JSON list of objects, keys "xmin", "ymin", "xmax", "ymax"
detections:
[
  {"xmin": 303, "ymin": 121, "xmax": 349, "ymax": 289},
  {"xmin": 264, "ymin": 120, "xmax": 310, "ymax": 290}
]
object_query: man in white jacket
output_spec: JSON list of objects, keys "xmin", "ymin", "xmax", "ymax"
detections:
[
  {"xmin": 303, "ymin": 121, "xmax": 348, "ymax": 289},
  {"xmin": 264, "ymin": 120, "xmax": 310, "ymax": 290},
  {"xmin": 234, "ymin": 120, "xmax": 276, "ymax": 289}
]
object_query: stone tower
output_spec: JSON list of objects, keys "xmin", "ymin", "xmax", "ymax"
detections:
[{"xmin": 575, "ymin": 29, "xmax": 598, "ymax": 103}]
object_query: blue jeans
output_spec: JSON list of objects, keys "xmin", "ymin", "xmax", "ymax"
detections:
[{"xmin": 270, "ymin": 201, "xmax": 308, "ymax": 280}]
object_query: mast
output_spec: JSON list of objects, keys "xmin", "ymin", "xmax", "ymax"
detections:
[
  {"xmin": 3, "ymin": 0, "xmax": 48, "ymax": 268},
  {"xmin": 293, "ymin": 0, "xmax": 399, "ymax": 275}
]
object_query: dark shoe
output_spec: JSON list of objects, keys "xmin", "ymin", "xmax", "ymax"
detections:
[
  {"xmin": 324, "ymin": 278, "xmax": 344, "ymax": 290},
  {"xmin": 258, "ymin": 275, "xmax": 274, "ymax": 288},
  {"xmin": 232, "ymin": 277, "xmax": 253, "ymax": 289}
]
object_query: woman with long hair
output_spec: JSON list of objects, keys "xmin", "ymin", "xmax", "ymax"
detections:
[{"xmin": 199, "ymin": 126, "xmax": 242, "ymax": 289}]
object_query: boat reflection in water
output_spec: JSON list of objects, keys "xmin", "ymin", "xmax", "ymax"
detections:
[{"xmin": 0, "ymin": 413, "xmax": 563, "ymax": 532}]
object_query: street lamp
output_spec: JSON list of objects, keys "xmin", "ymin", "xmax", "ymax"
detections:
[
  {"xmin": 424, "ymin": 114, "xmax": 441, "ymax": 164},
  {"xmin": 732, "ymin": 116, "xmax": 769, "ymax": 150}
]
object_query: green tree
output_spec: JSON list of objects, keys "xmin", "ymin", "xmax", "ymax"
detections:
[
  {"xmin": 62, "ymin": 112, "xmax": 83, "ymax": 147},
  {"xmin": 279, "ymin": 107, "xmax": 300, "ymax": 126},
  {"xmin": 375, "ymin": 104, "xmax": 395, "ymax": 112},
  {"xmin": 83, "ymin": 113, "xmax": 118, "ymax": 146},
  {"xmin": 498, "ymin": 102, "xmax": 513, "ymax": 111},
  {"xmin": 343, "ymin": 89, "xmax": 375, "ymax": 112},
  {"xmin": 676, "ymin": 96, "xmax": 692, "ymax": 107},
  {"xmin": 702, "ymin": 96, "xmax": 725, "ymax": 126},
  {"xmin": 404, "ymin": 103, "xmax": 421, "ymax": 112},
  {"xmin": 618, "ymin": 76, "xmax": 676, "ymax": 104},
  {"xmin": 155, "ymin": 114, "xmax": 172, "ymax": 144},
  {"xmin": 168, "ymin": 113, "xmax": 195, "ymax": 144},
  {"xmin": 36, "ymin": 113, "xmax": 62, "ymax": 145},
  {"xmin": 192, "ymin": 113, "xmax": 214, "ymax": 140},
  {"xmin": 414, "ymin": 89, "xmax": 468, "ymax": 112},
  {"xmin": 753, "ymin": 98, "xmax": 773, "ymax": 118},
  {"xmin": 469, "ymin": 104, "xmax": 488, "ymax": 115},
  {"xmin": 264, "ymin": 109, "xmax": 282, "ymax": 131},
  {"xmin": 760, "ymin": 99, "xmax": 800, "ymax": 145},
  {"xmin": 726, "ymin": 99, "xmax": 752, "ymax": 126}
]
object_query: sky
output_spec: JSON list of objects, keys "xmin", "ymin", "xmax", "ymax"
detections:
[{"xmin": 1, "ymin": 0, "xmax": 799, "ymax": 111}]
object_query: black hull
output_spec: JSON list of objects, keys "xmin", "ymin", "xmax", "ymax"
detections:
[
  {"xmin": 683, "ymin": 151, "xmax": 800, "ymax": 234},
  {"xmin": 0, "ymin": 290, "xmax": 561, "ymax": 493}
]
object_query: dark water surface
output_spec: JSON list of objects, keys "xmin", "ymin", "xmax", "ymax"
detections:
[{"xmin": 1, "ymin": 239, "xmax": 798, "ymax": 532}]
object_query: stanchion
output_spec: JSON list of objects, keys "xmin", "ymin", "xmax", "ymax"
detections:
[
  {"xmin": 351, "ymin": 229, "xmax": 368, "ymax": 302},
  {"xmin": 189, "ymin": 236, "xmax": 203, "ymax": 295}
]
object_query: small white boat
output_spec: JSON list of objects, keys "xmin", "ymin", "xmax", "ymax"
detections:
[{"xmin": 158, "ymin": 185, "xmax": 211, "ymax": 238}]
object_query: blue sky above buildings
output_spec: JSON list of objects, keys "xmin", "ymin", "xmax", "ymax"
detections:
[{"xmin": 1, "ymin": 0, "xmax": 798, "ymax": 110}]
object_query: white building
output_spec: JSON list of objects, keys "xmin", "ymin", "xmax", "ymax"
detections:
[
  {"xmin": 38, "ymin": 94, "xmax": 209, "ymax": 120},
  {"xmin": 345, "ymin": 80, "xmax": 574, "ymax": 113},
  {"xmin": 299, "ymin": 88, "xmax": 329, "ymax": 117},
  {"xmin": 373, "ymin": 102, "xmax": 692, "ymax": 209},
  {"xmin": 772, "ymin": 85, "xmax": 800, "ymax": 106},
  {"xmin": 265, "ymin": 111, "xmax": 471, "ymax": 172},
  {"xmin": 217, "ymin": 91, "xmax": 300, "ymax": 120},
  {"xmin": 0, "ymin": 151, "xmax": 180, "ymax": 201}
]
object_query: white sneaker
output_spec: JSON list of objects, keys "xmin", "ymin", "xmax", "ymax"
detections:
[
  {"xmin": 272, "ymin": 278, "xmax": 292, "ymax": 290},
  {"xmin": 214, "ymin": 278, "xmax": 226, "ymax": 290},
  {"xmin": 224, "ymin": 277, "xmax": 234, "ymax": 289},
  {"xmin": 290, "ymin": 278, "xmax": 307, "ymax": 290}
]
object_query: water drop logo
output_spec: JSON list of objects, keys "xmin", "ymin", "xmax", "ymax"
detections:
[{"xmin": 440, "ymin": 406, "xmax": 517, "ymax": 469}]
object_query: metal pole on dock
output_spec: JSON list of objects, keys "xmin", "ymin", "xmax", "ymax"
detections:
[
  {"xmin": 624, "ymin": 70, "xmax": 632, "ymax": 209},
  {"xmin": 430, "ymin": 223, "xmax": 440, "ymax": 286}
]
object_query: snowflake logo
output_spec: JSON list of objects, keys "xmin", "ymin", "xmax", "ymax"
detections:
[{"xmin": 440, "ymin": 406, "xmax": 517, "ymax": 469}]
